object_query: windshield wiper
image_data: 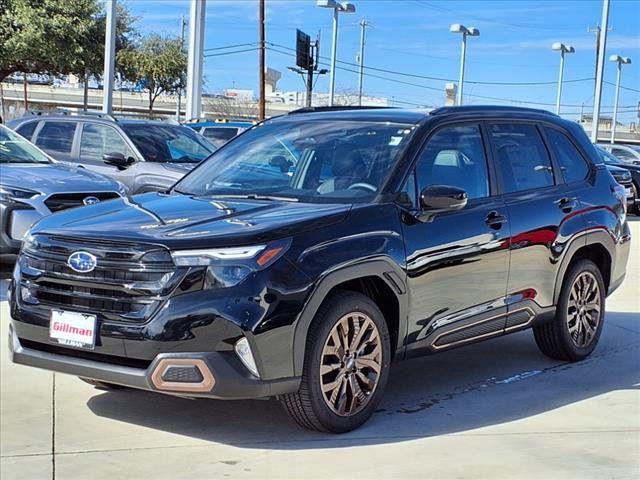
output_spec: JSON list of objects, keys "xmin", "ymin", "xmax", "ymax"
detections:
[{"xmin": 207, "ymin": 194, "xmax": 299, "ymax": 202}]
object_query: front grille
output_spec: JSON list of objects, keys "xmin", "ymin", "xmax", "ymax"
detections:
[
  {"xmin": 44, "ymin": 192, "xmax": 120, "ymax": 213},
  {"xmin": 19, "ymin": 234, "xmax": 185, "ymax": 323}
]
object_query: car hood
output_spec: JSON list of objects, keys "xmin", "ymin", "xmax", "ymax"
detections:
[
  {"xmin": 0, "ymin": 163, "xmax": 120, "ymax": 193},
  {"xmin": 31, "ymin": 192, "xmax": 352, "ymax": 249},
  {"xmin": 605, "ymin": 164, "xmax": 630, "ymax": 174},
  {"xmin": 159, "ymin": 162, "xmax": 199, "ymax": 177}
]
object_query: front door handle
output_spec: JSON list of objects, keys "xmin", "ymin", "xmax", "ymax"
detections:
[
  {"xmin": 485, "ymin": 211, "xmax": 507, "ymax": 229},
  {"xmin": 556, "ymin": 197, "xmax": 578, "ymax": 213}
]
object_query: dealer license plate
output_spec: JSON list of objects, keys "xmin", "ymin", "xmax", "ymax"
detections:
[{"xmin": 49, "ymin": 310, "xmax": 96, "ymax": 349}]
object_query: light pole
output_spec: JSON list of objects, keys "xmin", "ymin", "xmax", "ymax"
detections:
[
  {"xmin": 357, "ymin": 19, "xmax": 371, "ymax": 106},
  {"xmin": 317, "ymin": 0, "xmax": 356, "ymax": 106},
  {"xmin": 449, "ymin": 24, "xmax": 479, "ymax": 106},
  {"xmin": 609, "ymin": 54, "xmax": 632, "ymax": 144},
  {"xmin": 551, "ymin": 42, "xmax": 575, "ymax": 115}
]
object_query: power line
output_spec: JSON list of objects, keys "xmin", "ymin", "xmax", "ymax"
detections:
[
  {"xmin": 203, "ymin": 47, "xmax": 259, "ymax": 58},
  {"xmin": 267, "ymin": 45, "xmax": 637, "ymax": 110},
  {"xmin": 204, "ymin": 42, "xmax": 258, "ymax": 52},
  {"xmin": 267, "ymin": 42, "xmax": 593, "ymax": 87}
]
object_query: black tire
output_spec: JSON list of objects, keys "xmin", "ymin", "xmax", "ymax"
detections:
[
  {"xmin": 79, "ymin": 377, "xmax": 127, "ymax": 391},
  {"xmin": 279, "ymin": 290, "xmax": 391, "ymax": 433},
  {"xmin": 533, "ymin": 259, "xmax": 605, "ymax": 361}
]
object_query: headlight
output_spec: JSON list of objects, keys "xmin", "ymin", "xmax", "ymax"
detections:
[
  {"xmin": 171, "ymin": 239, "xmax": 291, "ymax": 288},
  {"xmin": 0, "ymin": 185, "xmax": 38, "ymax": 203}
]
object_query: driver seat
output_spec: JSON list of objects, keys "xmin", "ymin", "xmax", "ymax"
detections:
[{"xmin": 317, "ymin": 150, "xmax": 366, "ymax": 194}]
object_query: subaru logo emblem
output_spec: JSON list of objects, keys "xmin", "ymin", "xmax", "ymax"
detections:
[
  {"xmin": 67, "ymin": 251, "xmax": 97, "ymax": 273},
  {"xmin": 83, "ymin": 196, "xmax": 100, "ymax": 206}
]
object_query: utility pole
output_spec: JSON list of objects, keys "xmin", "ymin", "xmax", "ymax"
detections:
[
  {"xmin": 186, "ymin": 0, "xmax": 206, "ymax": 121},
  {"xmin": 259, "ymin": 0, "xmax": 266, "ymax": 120},
  {"xmin": 23, "ymin": 75, "xmax": 28, "ymax": 111},
  {"xmin": 357, "ymin": 19, "xmax": 370, "ymax": 106},
  {"xmin": 590, "ymin": 0, "xmax": 610, "ymax": 143},
  {"xmin": 102, "ymin": 0, "xmax": 117, "ymax": 114},
  {"xmin": 176, "ymin": 15, "xmax": 187, "ymax": 121}
]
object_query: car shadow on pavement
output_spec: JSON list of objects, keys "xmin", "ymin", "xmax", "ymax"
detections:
[{"xmin": 86, "ymin": 310, "xmax": 640, "ymax": 449}]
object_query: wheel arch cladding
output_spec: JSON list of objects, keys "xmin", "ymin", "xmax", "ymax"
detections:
[
  {"xmin": 555, "ymin": 239, "xmax": 612, "ymax": 304},
  {"xmin": 292, "ymin": 260, "xmax": 407, "ymax": 377}
]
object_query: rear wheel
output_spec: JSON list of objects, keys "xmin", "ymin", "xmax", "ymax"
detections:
[
  {"xmin": 279, "ymin": 291, "xmax": 391, "ymax": 433},
  {"xmin": 79, "ymin": 377, "xmax": 127, "ymax": 391},
  {"xmin": 533, "ymin": 259, "xmax": 605, "ymax": 361}
]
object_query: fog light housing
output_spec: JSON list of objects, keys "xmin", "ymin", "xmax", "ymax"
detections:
[{"xmin": 234, "ymin": 337, "xmax": 259, "ymax": 377}]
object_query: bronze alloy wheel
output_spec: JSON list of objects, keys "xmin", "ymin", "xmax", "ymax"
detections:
[
  {"xmin": 319, "ymin": 312, "xmax": 383, "ymax": 417},
  {"xmin": 567, "ymin": 271, "xmax": 601, "ymax": 348}
]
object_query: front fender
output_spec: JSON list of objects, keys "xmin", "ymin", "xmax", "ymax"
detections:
[{"xmin": 291, "ymin": 257, "xmax": 408, "ymax": 377}]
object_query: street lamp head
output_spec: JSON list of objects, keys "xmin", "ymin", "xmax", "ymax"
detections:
[
  {"xmin": 552, "ymin": 42, "xmax": 575, "ymax": 53},
  {"xmin": 340, "ymin": 2, "xmax": 356, "ymax": 13},
  {"xmin": 449, "ymin": 24, "xmax": 479, "ymax": 36},
  {"xmin": 317, "ymin": 0, "xmax": 355, "ymax": 12},
  {"xmin": 609, "ymin": 54, "xmax": 632, "ymax": 64},
  {"xmin": 317, "ymin": 0, "xmax": 338, "ymax": 7}
]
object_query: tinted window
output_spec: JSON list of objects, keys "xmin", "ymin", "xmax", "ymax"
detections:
[
  {"xmin": 121, "ymin": 124, "xmax": 215, "ymax": 163},
  {"xmin": 543, "ymin": 127, "xmax": 589, "ymax": 183},
  {"xmin": 489, "ymin": 123, "xmax": 554, "ymax": 193},
  {"xmin": 16, "ymin": 121, "xmax": 38, "ymax": 140},
  {"xmin": 611, "ymin": 148, "xmax": 636, "ymax": 162},
  {"xmin": 80, "ymin": 123, "xmax": 133, "ymax": 162},
  {"xmin": 202, "ymin": 127, "xmax": 238, "ymax": 146},
  {"xmin": 35, "ymin": 121, "xmax": 77, "ymax": 154},
  {"xmin": 414, "ymin": 124, "xmax": 489, "ymax": 200}
]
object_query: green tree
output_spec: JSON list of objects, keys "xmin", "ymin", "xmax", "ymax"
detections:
[
  {"xmin": 117, "ymin": 34, "xmax": 187, "ymax": 114},
  {"xmin": 0, "ymin": 0, "xmax": 135, "ymax": 83}
]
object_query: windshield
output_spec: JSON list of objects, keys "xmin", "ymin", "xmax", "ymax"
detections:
[
  {"xmin": 0, "ymin": 126, "xmax": 51, "ymax": 164},
  {"xmin": 121, "ymin": 124, "xmax": 216, "ymax": 163},
  {"xmin": 174, "ymin": 119, "xmax": 416, "ymax": 203},
  {"xmin": 597, "ymin": 146, "xmax": 621, "ymax": 165}
]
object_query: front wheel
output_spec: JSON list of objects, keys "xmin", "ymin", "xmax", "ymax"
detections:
[
  {"xmin": 279, "ymin": 291, "xmax": 391, "ymax": 433},
  {"xmin": 533, "ymin": 259, "xmax": 605, "ymax": 361}
]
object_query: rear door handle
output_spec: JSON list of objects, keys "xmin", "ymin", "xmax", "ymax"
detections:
[
  {"xmin": 485, "ymin": 211, "xmax": 507, "ymax": 229},
  {"xmin": 556, "ymin": 197, "xmax": 578, "ymax": 213}
]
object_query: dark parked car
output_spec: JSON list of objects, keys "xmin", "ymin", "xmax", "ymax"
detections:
[
  {"xmin": 8, "ymin": 106, "xmax": 630, "ymax": 432},
  {"xmin": 7, "ymin": 112, "xmax": 216, "ymax": 194},
  {"xmin": 597, "ymin": 143, "xmax": 640, "ymax": 165},
  {"xmin": 596, "ymin": 145, "xmax": 640, "ymax": 214},
  {"xmin": 186, "ymin": 120, "xmax": 252, "ymax": 148},
  {"xmin": 0, "ymin": 125, "xmax": 124, "ymax": 263}
]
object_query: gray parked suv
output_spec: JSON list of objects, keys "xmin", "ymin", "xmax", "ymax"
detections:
[
  {"xmin": 0, "ymin": 125, "xmax": 124, "ymax": 262},
  {"xmin": 7, "ymin": 112, "xmax": 216, "ymax": 194}
]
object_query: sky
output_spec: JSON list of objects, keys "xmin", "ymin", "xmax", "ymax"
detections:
[{"xmin": 126, "ymin": 0, "xmax": 640, "ymax": 123}]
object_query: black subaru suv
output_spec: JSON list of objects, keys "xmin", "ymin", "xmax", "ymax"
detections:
[{"xmin": 8, "ymin": 106, "xmax": 631, "ymax": 432}]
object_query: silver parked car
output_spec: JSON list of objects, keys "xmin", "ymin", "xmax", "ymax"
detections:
[
  {"xmin": 597, "ymin": 143, "xmax": 640, "ymax": 165},
  {"xmin": 7, "ymin": 112, "xmax": 216, "ymax": 194},
  {"xmin": 0, "ymin": 125, "xmax": 125, "ymax": 262}
]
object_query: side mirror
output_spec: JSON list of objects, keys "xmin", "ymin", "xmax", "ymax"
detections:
[
  {"xmin": 417, "ymin": 185, "xmax": 467, "ymax": 222},
  {"xmin": 103, "ymin": 152, "xmax": 134, "ymax": 169}
]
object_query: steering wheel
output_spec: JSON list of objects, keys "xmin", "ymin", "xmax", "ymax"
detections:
[{"xmin": 347, "ymin": 182, "xmax": 377, "ymax": 193}]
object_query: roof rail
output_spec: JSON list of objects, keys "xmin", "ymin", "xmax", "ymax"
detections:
[
  {"xmin": 287, "ymin": 106, "xmax": 393, "ymax": 115},
  {"xmin": 430, "ymin": 105, "xmax": 557, "ymax": 117},
  {"xmin": 22, "ymin": 108, "xmax": 118, "ymax": 122}
]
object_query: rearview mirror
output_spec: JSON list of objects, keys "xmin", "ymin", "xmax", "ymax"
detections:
[
  {"xmin": 103, "ymin": 152, "xmax": 134, "ymax": 169},
  {"xmin": 417, "ymin": 185, "xmax": 467, "ymax": 222}
]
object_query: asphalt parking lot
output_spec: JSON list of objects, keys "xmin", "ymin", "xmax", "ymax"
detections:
[{"xmin": 1, "ymin": 219, "xmax": 638, "ymax": 480}]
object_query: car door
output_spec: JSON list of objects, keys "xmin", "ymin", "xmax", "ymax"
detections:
[
  {"xmin": 401, "ymin": 122, "xmax": 511, "ymax": 355},
  {"xmin": 33, "ymin": 120, "xmax": 78, "ymax": 163},
  {"xmin": 487, "ymin": 122, "xmax": 583, "ymax": 326},
  {"xmin": 77, "ymin": 122, "xmax": 138, "ymax": 188}
]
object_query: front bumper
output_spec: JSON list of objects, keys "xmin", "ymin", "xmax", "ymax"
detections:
[{"xmin": 8, "ymin": 323, "xmax": 300, "ymax": 399}]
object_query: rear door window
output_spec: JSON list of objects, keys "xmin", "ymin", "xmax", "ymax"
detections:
[
  {"xmin": 543, "ymin": 127, "xmax": 589, "ymax": 183},
  {"xmin": 35, "ymin": 121, "xmax": 77, "ymax": 155},
  {"xmin": 488, "ymin": 123, "xmax": 554, "ymax": 193},
  {"xmin": 16, "ymin": 121, "xmax": 39, "ymax": 141}
]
